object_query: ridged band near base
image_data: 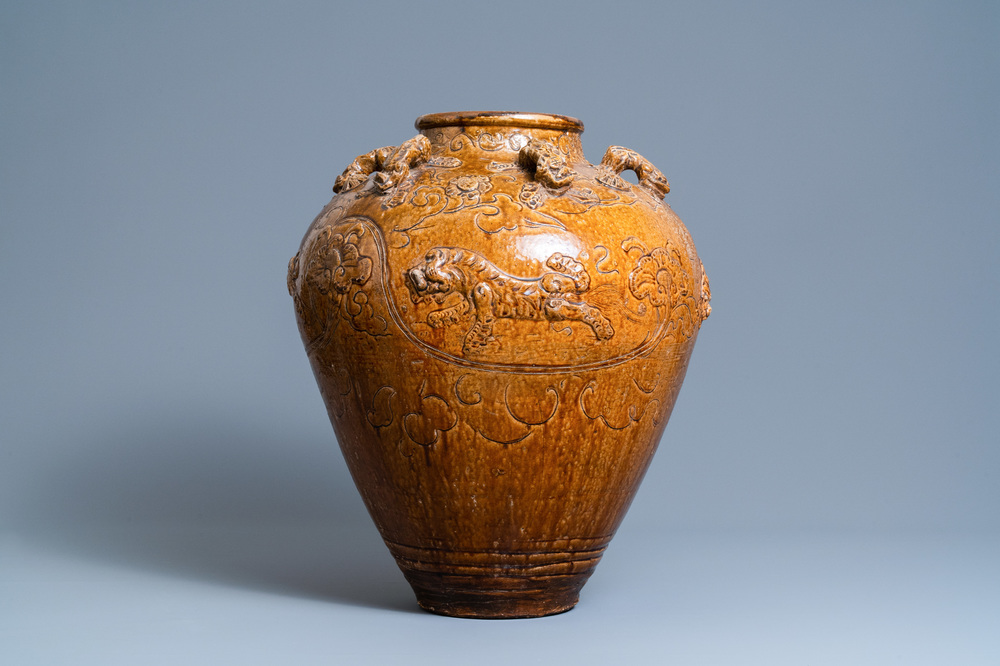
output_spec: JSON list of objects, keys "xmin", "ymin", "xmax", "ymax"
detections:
[{"xmin": 385, "ymin": 538, "xmax": 609, "ymax": 619}]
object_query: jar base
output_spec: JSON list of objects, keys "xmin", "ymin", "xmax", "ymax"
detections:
[{"xmin": 403, "ymin": 569, "xmax": 590, "ymax": 619}]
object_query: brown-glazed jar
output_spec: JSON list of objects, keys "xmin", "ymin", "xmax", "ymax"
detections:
[{"xmin": 288, "ymin": 111, "xmax": 711, "ymax": 618}]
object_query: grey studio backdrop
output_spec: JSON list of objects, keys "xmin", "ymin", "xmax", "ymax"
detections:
[{"xmin": 2, "ymin": 1, "xmax": 997, "ymax": 664}]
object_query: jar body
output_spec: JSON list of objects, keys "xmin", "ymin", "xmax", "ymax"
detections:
[{"xmin": 288, "ymin": 112, "xmax": 710, "ymax": 618}]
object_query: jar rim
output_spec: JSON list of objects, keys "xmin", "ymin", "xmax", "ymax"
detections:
[{"xmin": 415, "ymin": 111, "xmax": 584, "ymax": 133}]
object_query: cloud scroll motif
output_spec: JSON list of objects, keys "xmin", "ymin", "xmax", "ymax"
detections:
[
  {"xmin": 445, "ymin": 175, "xmax": 493, "ymax": 205},
  {"xmin": 402, "ymin": 380, "xmax": 458, "ymax": 448}
]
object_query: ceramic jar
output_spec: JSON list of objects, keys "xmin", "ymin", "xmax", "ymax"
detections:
[{"xmin": 288, "ymin": 111, "xmax": 710, "ymax": 618}]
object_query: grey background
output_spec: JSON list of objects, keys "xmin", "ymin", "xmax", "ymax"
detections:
[{"xmin": 2, "ymin": 1, "xmax": 997, "ymax": 663}]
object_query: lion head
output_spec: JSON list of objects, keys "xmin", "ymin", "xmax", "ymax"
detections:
[{"xmin": 405, "ymin": 249, "xmax": 465, "ymax": 304}]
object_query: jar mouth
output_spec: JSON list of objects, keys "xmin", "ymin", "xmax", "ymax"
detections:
[{"xmin": 415, "ymin": 111, "xmax": 584, "ymax": 133}]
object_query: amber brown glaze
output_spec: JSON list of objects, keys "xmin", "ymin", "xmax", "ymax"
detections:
[{"xmin": 288, "ymin": 111, "xmax": 710, "ymax": 618}]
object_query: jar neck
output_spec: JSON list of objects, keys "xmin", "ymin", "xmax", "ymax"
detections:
[{"xmin": 415, "ymin": 111, "xmax": 585, "ymax": 161}]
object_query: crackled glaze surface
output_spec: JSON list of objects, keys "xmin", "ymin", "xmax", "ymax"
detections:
[{"xmin": 288, "ymin": 112, "xmax": 710, "ymax": 618}]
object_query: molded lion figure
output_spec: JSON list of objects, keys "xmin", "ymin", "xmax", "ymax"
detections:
[{"xmin": 405, "ymin": 248, "xmax": 614, "ymax": 354}]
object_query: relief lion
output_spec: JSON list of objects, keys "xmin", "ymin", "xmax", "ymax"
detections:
[{"xmin": 405, "ymin": 248, "xmax": 614, "ymax": 354}]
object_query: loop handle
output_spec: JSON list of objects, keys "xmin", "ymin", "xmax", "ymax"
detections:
[
  {"xmin": 333, "ymin": 135, "xmax": 432, "ymax": 194},
  {"xmin": 598, "ymin": 146, "xmax": 670, "ymax": 199},
  {"xmin": 518, "ymin": 139, "xmax": 575, "ymax": 188}
]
